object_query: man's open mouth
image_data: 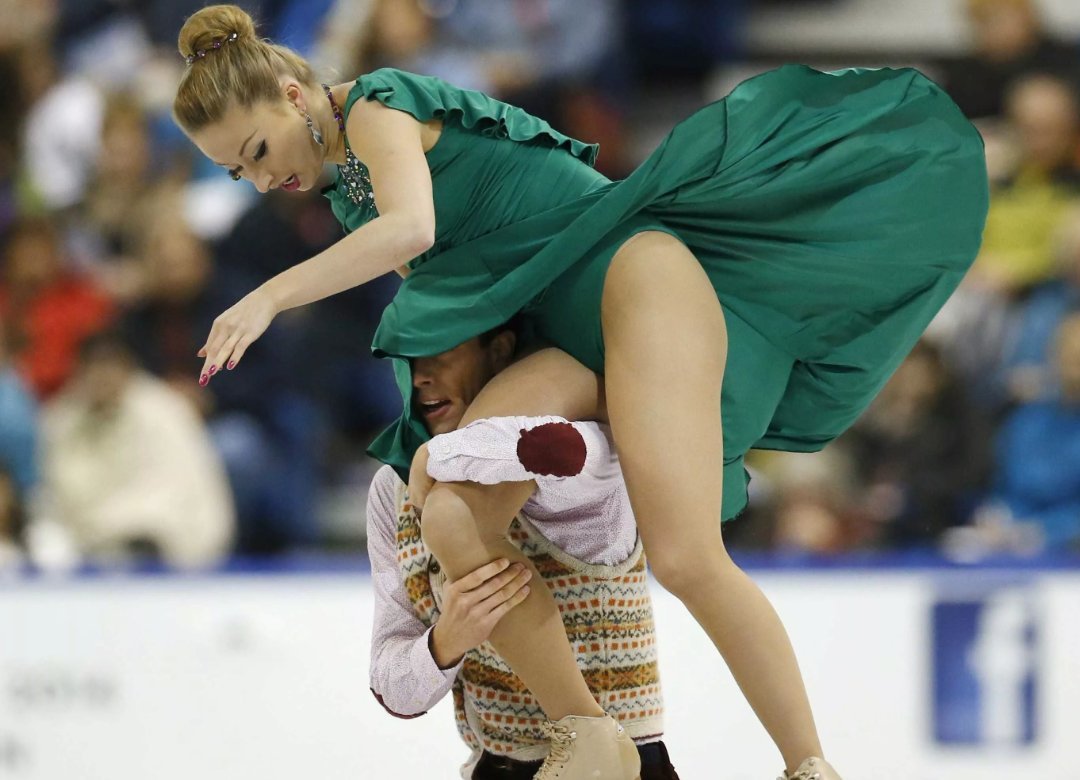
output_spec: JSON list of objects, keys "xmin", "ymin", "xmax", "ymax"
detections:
[{"xmin": 419, "ymin": 399, "xmax": 451, "ymax": 417}]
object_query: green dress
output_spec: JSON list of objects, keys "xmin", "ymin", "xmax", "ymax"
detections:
[{"xmin": 323, "ymin": 65, "xmax": 989, "ymax": 520}]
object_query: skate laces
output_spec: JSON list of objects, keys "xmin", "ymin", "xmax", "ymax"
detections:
[{"xmin": 535, "ymin": 720, "xmax": 576, "ymax": 778}]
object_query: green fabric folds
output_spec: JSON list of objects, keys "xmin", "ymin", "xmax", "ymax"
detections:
[{"xmin": 335, "ymin": 65, "xmax": 987, "ymax": 520}]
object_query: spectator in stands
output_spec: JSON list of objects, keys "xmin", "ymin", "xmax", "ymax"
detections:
[
  {"xmin": 17, "ymin": 28, "xmax": 106, "ymax": 212},
  {"xmin": 312, "ymin": 0, "xmax": 375, "ymax": 76},
  {"xmin": 991, "ymin": 312, "xmax": 1080, "ymax": 551},
  {"xmin": 0, "ymin": 318, "xmax": 38, "ymax": 497},
  {"xmin": 355, "ymin": 0, "xmax": 479, "ymax": 89},
  {"xmin": 0, "ymin": 215, "xmax": 114, "ymax": 399},
  {"xmin": 0, "ymin": 464, "xmax": 25, "ymax": 569},
  {"xmin": 0, "ymin": 0, "xmax": 55, "ymax": 53},
  {"xmin": 753, "ymin": 449, "xmax": 865, "ymax": 554},
  {"xmin": 844, "ymin": 341, "xmax": 994, "ymax": 547},
  {"xmin": 941, "ymin": 0, "xmax": 1080, "ymax": 120},
  {"xmin": 931, "ymin": 73, "xmax": 1080, "ymax": 405},
  {"xmin": 439, "ymin": 0, "xmax": 629, "ymax": 176},
  {"xmin": 123, "ymin": 212, "xmax": 322, "ymax": 554},
  {"xmin": 0, "ymin": 270, "xmax": 36, "ymax": 573},
  {"xmin": 350, "ymin": 0, "xmax": 632, "ymax": 177},
  {"xmin": 622, "ymin": 0, "xmax": 745, "ymax": 83},
  {"xmin": 970, "ymin": 74, "xmax": 1080, "ymax": 296},
  {"xmin": 357, "ymin": 0, "xmax": 619, "ymax": 103},
  {"xmin": 0, "ymin": 51, "xmax": 21, "ymax": 237},
  {"xmin": 79, "ymin": 92, "xmax": 163, "ymax": 305},
  {"xmin": 41, "ymin": 329, "xmax": 234, "ymax": 568},
  {"xmin": 1004, "ymin": 209, "xmax": 1080, "ymax": 403}
]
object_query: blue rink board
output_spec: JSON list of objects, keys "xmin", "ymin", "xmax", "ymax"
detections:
[{"xmin": 2, "ymin": 550, "xmax": 1078, "ymax": 585}]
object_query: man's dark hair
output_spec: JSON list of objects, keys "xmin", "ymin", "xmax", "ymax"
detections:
[{"xmin": 477, "ymin": 313, "xmax": 523, "ymax": 348}]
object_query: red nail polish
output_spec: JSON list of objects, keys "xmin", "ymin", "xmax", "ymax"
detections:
[
  {"xmin": 209, "ymin": 365, "xmax": 218, "ymax": 375},
  {"xmin": 227, "ymin": 361, "xmax": 236, "ymax": 370},
  {"xmin": 199, "ymin": 374, "xmax": 209, "ymax": 386}
]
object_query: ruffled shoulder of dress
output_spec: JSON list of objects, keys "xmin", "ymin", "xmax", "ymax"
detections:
[{"xmin": 343, "ymin": 68, "xmax": 599, "ymax": 167}]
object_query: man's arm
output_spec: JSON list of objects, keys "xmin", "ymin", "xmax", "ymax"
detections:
[
  {"xmin": 367, "ymin": 466, "xmax": 460, "ymax": 718},
  {"xmin": 367, "ymin": 467, "xmax": 533, "ymax": 717},
  {"xmin": 426, "ymin": 416, "xmax": 620, "ymax": 514}
]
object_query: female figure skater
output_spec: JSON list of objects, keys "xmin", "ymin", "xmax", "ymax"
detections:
[{"xmin": 173, "ymin": 6, "xmax": 988, "ymax": 779}]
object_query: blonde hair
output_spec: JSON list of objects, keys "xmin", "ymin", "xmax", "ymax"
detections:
[{"xmin": 173, "ymin": 4, "xmax": 316, "ymax": 133}]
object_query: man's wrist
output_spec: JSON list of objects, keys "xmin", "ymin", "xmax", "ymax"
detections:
[{"xmin": 429, "ymin": 623, "xmax": 464, "ymax": 670}]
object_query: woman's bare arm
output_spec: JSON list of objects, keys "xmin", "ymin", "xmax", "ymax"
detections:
[
  {"xmin": 199, "ymin": 100, "xmax": 433, "ymax": 378},
  {"xmin": 262, "ymin": 100, "xmax": 435, "ymax": 309}
]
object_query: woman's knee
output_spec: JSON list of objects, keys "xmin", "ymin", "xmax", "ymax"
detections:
[
  {"xmin": 646, "ymin": 538, "xmax": 732, "ymax": 598},
  {"xmin": 419, "ymin": 485, "xmax": 476, "ymax": 559}
]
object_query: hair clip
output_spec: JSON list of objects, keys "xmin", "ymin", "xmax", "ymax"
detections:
[{"xmin": 184, "ymin": 31, "xmax": 239, "ymax": 65}]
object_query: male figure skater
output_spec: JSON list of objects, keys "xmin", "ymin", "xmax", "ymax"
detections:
[{"xmin": 366, "ymin": 322, "xmax": 679, "ymax": 779}]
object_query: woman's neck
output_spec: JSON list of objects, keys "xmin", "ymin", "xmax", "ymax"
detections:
[{"xmin": 310, "ymin": 82, "xmax": 349, "ymax": 167}]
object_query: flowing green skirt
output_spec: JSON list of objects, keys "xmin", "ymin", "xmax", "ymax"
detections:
[{"xmin": 368, "ymin": 65, "xmax": 989, "ymax": 519}]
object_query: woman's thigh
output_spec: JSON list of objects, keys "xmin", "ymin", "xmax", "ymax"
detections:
[{"xmin": 600, "ymin": 230, "xmax": 731, "ymax": 565}]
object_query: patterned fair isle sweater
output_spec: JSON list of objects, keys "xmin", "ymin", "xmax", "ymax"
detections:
[{"xmin": 366, "ymin": 416, "xmax": 664, "ymax": 775}]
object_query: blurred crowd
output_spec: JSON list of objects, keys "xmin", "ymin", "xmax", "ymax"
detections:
[
  {"xmin": 737, "ymin": 0, "xmax": 1080, "ymax": 559},
  {"xmin": 0, "ymin": 0, "xmax": 1078, "ymax": 572}
]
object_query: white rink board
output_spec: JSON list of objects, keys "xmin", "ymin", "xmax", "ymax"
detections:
[{"xmin": 1, "ymin": 567, "xmax": 1077, "ymax": 780}]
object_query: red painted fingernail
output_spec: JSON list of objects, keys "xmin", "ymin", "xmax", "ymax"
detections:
[
  {"xmin": 209, "ymin": 365, "xmax": 218, "ymax": 375},
  {"xmin": 227, "ymin": 361, "xmax": 236, "ymax": 370},
  {"xmin": 199, "ymin": 374, "xmax": 209, "ymax": 386}
]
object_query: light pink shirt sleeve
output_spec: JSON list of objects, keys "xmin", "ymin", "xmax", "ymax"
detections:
[
  {"xmin": 426, "ymin": 416, "xmax": 636, "ymax": 565},
  {"xmin": 366, "ymin": 465, "xmax": 461, "ymax": 718},
  {"xmin": 427, "ymin": 416, "xmax": 619, "ymax": 511}
]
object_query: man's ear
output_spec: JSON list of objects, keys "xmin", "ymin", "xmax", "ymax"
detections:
[{"xmin": 490, "ymin": 329, "xmax": 517, "ymax": 370}]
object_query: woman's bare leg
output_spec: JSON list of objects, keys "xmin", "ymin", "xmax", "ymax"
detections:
[
  {"xmin": 460, "ymin": 346, "xmax": 607, "ymax": 426},
  {"xmin": 601, "ymin": 231, "xmax": 823, "ymax": 773},
  {"xmin": 422, "ymin": 473, "xmax": 605, "ymax": 720},
  {"xmin": 421, "ymin": 346, "xmax": 620, "ymax": 719}
]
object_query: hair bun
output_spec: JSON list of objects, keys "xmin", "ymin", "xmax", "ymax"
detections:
[{"xmin": 177, "ymin": 4, "xmax": 257, "ymax": 60}]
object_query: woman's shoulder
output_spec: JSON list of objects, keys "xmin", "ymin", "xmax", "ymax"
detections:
[{"xmin": 343, "ymin": 67, "xmax": 465, "ymax": 120}]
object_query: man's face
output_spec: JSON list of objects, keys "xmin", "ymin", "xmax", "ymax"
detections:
[{"xmin": 412, "ymin": 332, "xmax": 514, "ymax": 435}]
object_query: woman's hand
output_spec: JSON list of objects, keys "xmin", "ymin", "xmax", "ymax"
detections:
[
  {"xmin": 429, "ymin": 558, "xmax": 532, "ymax": 668},
  {"xmin": 407, "ymin": 442, "xmax": 435, "ymax": 511},
  {"xmin": 197, "ymin": 287, "xmax": 277, "ymax": 385}
]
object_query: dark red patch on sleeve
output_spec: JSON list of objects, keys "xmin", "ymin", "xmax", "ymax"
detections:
[{"xmin": 516, "ymin": 422, "xmax": 587, "ymax": 477}]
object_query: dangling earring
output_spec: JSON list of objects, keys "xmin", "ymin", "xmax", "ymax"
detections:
[{"xmin": 306, "ymin": 113, "xmax": 324, "ymax": 146}]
